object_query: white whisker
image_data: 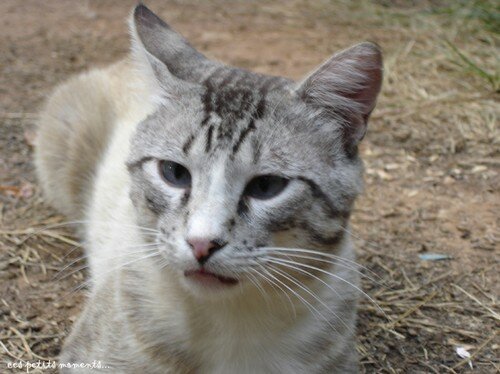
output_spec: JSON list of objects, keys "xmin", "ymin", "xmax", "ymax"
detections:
[
  {"xmin": 251, "ymin": 263, "xmax": 297, "ymax": 318},
  {"xmin": 266, "ymin": 264, "xmax": 337, "ymax": 331},
  {"xmin": 265, "ymin": 261, "xmax": 347, "ymax": 333},
  {"xmin": 260, "ymin": 249, "xmax": 383, "ymax": 287},
  {"xmin": 264, "ymin": 257, "xmax": 386, "ymax": 317},
  {"xmin": 264, "ymin": 255, "xmax": 348, "ymax": 307},
  {"xmin": 244, "ymin": 268, "xmax": 273, "ymax": 311},
  {"xmin": 258, "ymin": 246, "xmax": 380, "ymax": 281},
  {"xmin": 53, "ymin": 255, "xmax": 87, "ymax": 281},
  {"xmin": 57, "ymin": 250, "xmax": 161, "ymax": 302},
  {"xmin": 55, "ymin": 246, "xmax": 160, "ymax": 282}
]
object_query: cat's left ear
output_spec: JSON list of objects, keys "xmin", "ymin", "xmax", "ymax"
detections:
[
  {"xmin": 296, "ymin": 42, "xmax": 383, "ymax": 145},
  {"xmin": 129, "ymin": 4, "xmax": 214, "ymax": 88}
]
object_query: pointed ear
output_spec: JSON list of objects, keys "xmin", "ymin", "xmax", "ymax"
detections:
[
  {"xmin": 129, "ymin": 4, "xmax": 215, "ymax": 84},
  {"xmin": 297, "ymin": 42, "xmax": 383, "ymax": 145}
]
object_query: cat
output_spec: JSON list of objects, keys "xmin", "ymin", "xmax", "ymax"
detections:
[{"xmin": 35, "ymin": 4, "xmax": 382, "ymax": 373}]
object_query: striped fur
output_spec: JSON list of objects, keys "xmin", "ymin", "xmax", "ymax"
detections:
[{"xmin": 36, "ymin": 4, "xmax": 382, "ymax": 373}]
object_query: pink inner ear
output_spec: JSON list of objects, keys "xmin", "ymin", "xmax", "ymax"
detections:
[
  {"xmin": 326, "ymin": 44, "xmax": 383, "ymax": 117},
  {"xmin": 341, "ymin": 56, "xmax": 382, "ymax": 143},
  {"xmin": 298, "ymin": 42, "xmax": 383, "ymax": 145},
  {"xmin": 345, "ymin": 56, "xmax": 383, "ymax": 116}
]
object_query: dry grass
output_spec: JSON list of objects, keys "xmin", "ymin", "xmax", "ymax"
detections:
[{"xmin": 0, "ymin": 0, "xmax": 498, "ymax": 373}]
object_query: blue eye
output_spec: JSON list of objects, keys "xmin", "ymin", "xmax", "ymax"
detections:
[
  {"xmin": 244, "ymin": 175, "xmax": 289, "ymax": 200},
  {"xmin": 159, "ymin": 161, "xmax": 191, "ymax": 188}
]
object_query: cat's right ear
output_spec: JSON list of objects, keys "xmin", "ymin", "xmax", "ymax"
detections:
[
  {"xmin": 296, "ymin": 42, "xmax": 383, "ymax": 147},
  {"xmin": 129, "ymin": 4, "xmax": 214, "ymax": 87}
]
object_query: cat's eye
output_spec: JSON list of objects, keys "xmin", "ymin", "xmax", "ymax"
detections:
[
  {"xmin": 159, "ymin": 160, "xmax": 192, "ymax": 188},
  {"xmin": 244, "ymin": 175, "xmax": 289, "ymax": 200}
]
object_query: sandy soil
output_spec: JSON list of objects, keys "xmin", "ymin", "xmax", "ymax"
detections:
[{"xmin": 0, "ymin": 1, "xmax": 498, "ymax": 373}]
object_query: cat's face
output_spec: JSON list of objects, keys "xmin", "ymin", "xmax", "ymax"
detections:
[{"xmin": 126, "ymin": 5, "xmax": 382, "ymax": 297}]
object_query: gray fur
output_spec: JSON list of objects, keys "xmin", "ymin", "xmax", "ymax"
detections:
[{"xmin": 36, "ymin": 4, "xmax": 383, "ymax": 373}]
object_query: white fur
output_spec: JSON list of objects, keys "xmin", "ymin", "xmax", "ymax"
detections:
[{"xmin": 36, "ymin": 6, "xmax": 374, "ymax": 372}]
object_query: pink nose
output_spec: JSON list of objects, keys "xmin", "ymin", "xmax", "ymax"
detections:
[{"xmin": 187, "ymin": 238, "xmax": 226, "ymax": 265}]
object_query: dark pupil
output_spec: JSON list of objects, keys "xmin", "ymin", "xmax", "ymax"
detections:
[
  {"xmin": 173, "ymin": 165, "xmax": 186, "ymax": 180},
  {"xmin": 161, "ymin": 161, "xmax": 191, "ymax": 188},
  {"xmin": 258, "ymin": 179, "xmax": 270, "ymax": 194},
  {"xmin": 245, "ymin": 175, "xmax": 288, "ymax": 200}
]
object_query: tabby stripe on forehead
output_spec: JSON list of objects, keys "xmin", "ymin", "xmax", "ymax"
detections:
[
  {"xmin": 205, "ymin": 125, "xmax": 214, "ymax": 153},
  {"xmin": 209, "ymin": 69, "xmax": 238, "ymax": 117},
  {"xmin": 200, "ymin": 68, "xmax": 221, "ymax": 127},
  {"xmin": 182, "ymin": 134, "xmax": 196, "ymax": 154},
  {"xmin": 254, "ymin": 79, "xmax": 273, "ymax": 118},
  {"xmin": 230, "ymin": 77, "xmax": 275, "ymax": 156},
  {"xmin": 219, "ymin": 69, "xmax": 239, "ymax": 89},
  {"xmin": 200, "ymin": 68, "xmax": 237, "ymax": 133},
  {"xmin": 232, "ymin": 120, "xmax": 255, "ymax": 155},
  {"xmin": 200, "ymin": 79, "xmax": 214, "ymax": 128}
]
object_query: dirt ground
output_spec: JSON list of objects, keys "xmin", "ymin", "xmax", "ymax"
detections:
[{"xmin": 0, "ymin": 0, "xmax": 498, "ymax": 373}]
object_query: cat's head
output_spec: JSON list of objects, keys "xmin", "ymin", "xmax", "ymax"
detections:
[{"xmin": 126, "ymin": 5, "xmax": 382, "ymax": 298}]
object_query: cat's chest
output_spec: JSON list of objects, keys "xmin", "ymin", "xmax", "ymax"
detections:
[
  {"xmin": 189, "ymin": 313, "xmax": 313, "ymax": 374},
  {"xmin": 197, "ymin": 336, "xmax": 297, "ymax": 374}
]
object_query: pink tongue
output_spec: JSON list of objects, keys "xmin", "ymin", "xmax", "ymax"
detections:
[
  {"xmin": 214, "ymin": 274, "xmax": 238, "ymax": 285},
  {"xmin": 186, "ymin": 269, "xmax": 238, "ymax": 285}
]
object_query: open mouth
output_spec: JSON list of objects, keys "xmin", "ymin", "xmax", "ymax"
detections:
[{"xmin": 184, "ymin": 268, "xmax": 239, "ymax": 286}]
